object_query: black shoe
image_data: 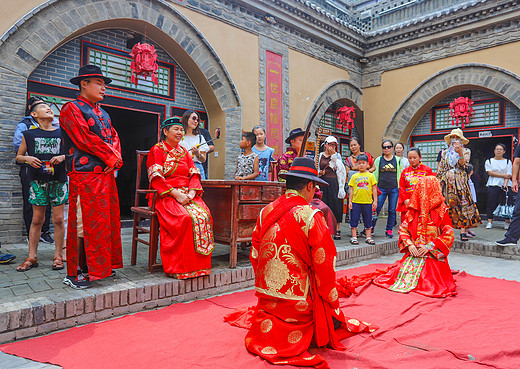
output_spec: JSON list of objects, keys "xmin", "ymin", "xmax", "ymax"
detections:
[
  {"xmin": 40, "ymin": 233, "xmax": 54, "ymax": 244},
  {"xmin": 495, "ymin": 239, "xmax": 517, "ymax": 247},
  {"xmin": 63, "ymin": 274, "xmax": 91, "ymax": 289}
]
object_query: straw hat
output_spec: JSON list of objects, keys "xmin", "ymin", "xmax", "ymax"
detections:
[{"xmin": 444, "ymin": 128, "xmax": 469, "ymax": 145}]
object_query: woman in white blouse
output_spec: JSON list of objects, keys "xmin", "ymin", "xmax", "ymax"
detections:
[
  {"xmin": 485, "ymin": 143, "xmax": 513, "ymax": 229},
  {"xmin": 179, "ymin": 110, "xmax": 210, "ymax": 180}
]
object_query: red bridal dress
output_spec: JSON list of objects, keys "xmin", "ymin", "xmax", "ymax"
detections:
[
  {"xmin": 374, "ymin": 177, "xmax": 457, "ymax": 298},
  {"xmin": 241, "ymin": 190, "xmax": 377, "ymax": 368},
  {"xmin": 396, "ymin": 163, "xmax": 434, "ymax": 214},
  {"xmin": 276, "ymin": 147, "xmax": 298, "ymax": 182},
  {"xmin": 60, "ymin": 96, "xmax": 123, "ymax": 280},
  {"xmin": 147, "ymin": 141, "xmax": 214, "ymax": 278}
]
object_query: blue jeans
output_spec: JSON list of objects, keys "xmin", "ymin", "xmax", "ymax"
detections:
[
  {"xmin": 194, "ymin": 162, "xmax": 206, "ymax": 180},
  {"xmin": 350, "ymin": 203, "xmax": 372, "ymax": 230},
  {"xmin": 373, "ymin": 187, "xmax": 399, "ymax": 231},
  {"xmin": 504, "ymin": 190, "xmax": 520, "ymax": 243}
]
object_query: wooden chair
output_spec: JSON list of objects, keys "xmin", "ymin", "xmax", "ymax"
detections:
[{"xmin": 130, "ymin": 150, "xmax": 162, "ymax": 273}]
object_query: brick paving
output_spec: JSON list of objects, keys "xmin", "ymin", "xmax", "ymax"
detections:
[{"xmin": 0, "ymin": 219, "xmax": 518, "ymax": 368}]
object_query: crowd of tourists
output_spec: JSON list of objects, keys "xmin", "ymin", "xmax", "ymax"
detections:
[{"xmin": 1, "ymin": 64, "xmax": 520, "ymax": 369}]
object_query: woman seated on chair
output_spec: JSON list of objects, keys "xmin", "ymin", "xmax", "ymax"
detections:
[
  {"xmin": 147, "ymin": 117, "xmax": 215, "ymax": 279},
  {"xmin": 373, "ymin": 176, "xmax": 457, "ymax": 298}
]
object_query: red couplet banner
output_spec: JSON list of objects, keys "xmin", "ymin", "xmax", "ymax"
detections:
[{"xmin": 265, "ymin": 51, "xmax": 283, "ymax": 159}]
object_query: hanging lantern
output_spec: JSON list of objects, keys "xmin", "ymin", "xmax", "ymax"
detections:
[
  {"xmin": 130, "ymin": 42, "xmax": 159, "ymax": 86},
  {"xmin": 335, "ymin": 106, "xmax": 356, "ymax": 133},
  {"xmin": 449, "ymin": 96, "xmax": 474, "ymax": 129}
]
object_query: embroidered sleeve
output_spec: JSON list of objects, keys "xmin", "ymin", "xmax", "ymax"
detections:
[
  {"xmin": 146, "ymin": 145, "xmax": 173, "ymax": 196},
  {"xmin": 430, "ymin": 212, "xmax": 454, "ymax": 257},
  {"xmin": 398, "ymin": 219, "xmax": 414, "ymax": 252}
]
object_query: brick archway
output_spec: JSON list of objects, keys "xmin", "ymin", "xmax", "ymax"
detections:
[
  {"xmin": 0, "ymin": 0, "xmax": 241, "ymax": 241},
  {"xmin": 384, "ymin": 64, "xmax": 520, "ymax": 142},
  {"xmin": 307, "ymin": 80, "xmax": 363, "ymax": 136}
]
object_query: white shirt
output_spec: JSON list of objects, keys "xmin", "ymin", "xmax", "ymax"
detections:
[
  {"xmin": 179, "ymin": 134, "xmax": 210, "ymax": 164},
  {"xmin": 485, "ymin": 158, "xmax": 512, "ymax": 187}
]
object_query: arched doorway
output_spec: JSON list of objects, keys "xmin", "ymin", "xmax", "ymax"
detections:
[
  {"xmin": 0, "ymin": 0, "xmax": 241, "ymax": 240},
  {"xmin": 305, "ymin": 81, "xmax": 364, "ymax": 159},
  {"xmin": 385, "ymin": 64, "xmax": 520, "ymax": 216}
]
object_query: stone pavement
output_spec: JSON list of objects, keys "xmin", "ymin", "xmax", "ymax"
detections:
[{"xmin": 0, "ymin": 219, "xmax": 519, "ymax": 368}]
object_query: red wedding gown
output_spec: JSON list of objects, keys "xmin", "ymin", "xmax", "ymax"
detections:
[{"xmin": 147, "ymin": 141, "xmax": 214, "ymax": 278}]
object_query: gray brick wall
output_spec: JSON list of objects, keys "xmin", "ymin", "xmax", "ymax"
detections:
[{"xmin": 29, "ymin": 29, "xmax": 205, "ymax": 112}]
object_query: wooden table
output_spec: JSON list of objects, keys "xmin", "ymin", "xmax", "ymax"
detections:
[{"xmin": 201, "ymin": 180, "xmax": 285, "ymax": 268}]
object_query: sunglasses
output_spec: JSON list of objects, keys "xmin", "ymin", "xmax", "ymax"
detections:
[
  {"xmin": 190, "ymin": 116, "xmax": 199, "ymax": 121},
  {"xmin": 382, "ymin": 145, "xmax": 393, "ymax": 149}
]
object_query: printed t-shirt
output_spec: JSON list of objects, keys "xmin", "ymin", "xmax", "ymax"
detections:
[
  {"xmin": 348, "ymin": 171, "xmax": 376, "ymax": 204},
  {"xmin": 22, "ymin": 127, "xmax": 66, "ymax": 182},
  {"xmin": 378, "ymin": 156, "xmax": 398, "ymax": 189}
]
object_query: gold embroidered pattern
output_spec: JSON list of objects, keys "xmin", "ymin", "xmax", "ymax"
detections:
[
  {"xmin": 265, "ymin": 258, "xmax": 291, "ymax": 292},
  {"xmin": 304, "ymin": 355, "xmax": 316, "ymax": 361},
  {"xmin": 288, "ymin": 330, "xmax": 303, "ymax": 344},
  {"xmin": 333, "ymin": 256, "xmax": 337, "ymax": 272},
  {"xmin": 329, "ymin": 287, "xmax": 338, "ymax": 302},
  {"xmin": 314, "ymin": 247, "xmax": 326, "ymax": 264},
  {"xmin": 348, "ymin": 319, "xmax": 360, "ymax": 326},
  {"xmin": 265, "ymin": 299, "xmax": 277, "ymax": 309},
  {"xmin": 295, "ymin": 300, "xmax": 309, "ymax": 311},
  {"xmin": 251, "ymin": 246, "xmax": 258, "ymax": 259},
  {"xmin": 245, "ymin": 337, "xmax": 252, "ymax": 348},
  {"xmin": 285, "ymin": 318, "xmax": 298, "ymax": 322},
  {"xmin": 148, "ymin": 164, "xmax": 164, "ymax": 181},
  {"xmin": 261, "ymin": 346, "xmax": 277, "ymax": 355},
  {"xmin": 260, "ymin": 319, "xmax": 273, "ymax": 333}
]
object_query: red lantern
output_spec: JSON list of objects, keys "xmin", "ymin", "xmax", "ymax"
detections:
[
  {"xmin": 130, "ymin": 43, "xmax": 159, "ymax": 86},
  {"xmin": 335, "ymin": 106, "xmax": 356, "ymax": 133},
  {"xmin": 449, "ymin": 96, "xmax": 474, "ymax": 129}
]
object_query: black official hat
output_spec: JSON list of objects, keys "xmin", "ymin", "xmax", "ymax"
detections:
[
  {"xmin": 161, "ymin": 116, "xmax": 183, "ymax": 129},
  {"xmin": 280, "ymin": 157, "xmax": 328, "ymax": 185},
  {"xmin": 285, "ymin": 128, "xmax": 305, "ymax": 144},
  {"xmin": 70, "ymin": 65, "xmax": 112, "ymax": 85}
]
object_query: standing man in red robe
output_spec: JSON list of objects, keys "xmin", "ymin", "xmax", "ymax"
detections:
[
  {"xmin": 276, "ymin": 128, "xmax": 305, "ymax": 182},
  {"xmin": 246, "ymin": 157, "xmax": 376, "ymax": 368},
  {"xmin": 60, "ymin": 65, "xmax": 123, "ymax": 289}
]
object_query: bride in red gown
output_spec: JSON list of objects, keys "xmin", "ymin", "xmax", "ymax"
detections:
[
  {"xmin": 147, "ymin": 117, "xmax": 214, "ymax": 278},
  {"xmin": 373, "ymin": 176, "xmax": 457, "ymax": 298}
]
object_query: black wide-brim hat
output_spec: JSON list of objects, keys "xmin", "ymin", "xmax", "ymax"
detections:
[
  {"xmin": 70, "ymin": 65, "xmax": 112, "ymax": 86},
  {"xmin": 285, "ymin": 128, "xmax": 306, "ymax": 144},
  {"xmin": 279, "ymin": 157, "xmax": 328, "ymax": 185}
]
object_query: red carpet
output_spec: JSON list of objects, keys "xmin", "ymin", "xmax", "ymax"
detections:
[{"xmin": 2, "ymin": 264, "xmax": 520, "ymax": 368}]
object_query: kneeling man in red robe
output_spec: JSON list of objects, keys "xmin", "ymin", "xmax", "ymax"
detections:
[{"xmin": 246, "ymin": 157, "xmax": 376, "ymax": 368}]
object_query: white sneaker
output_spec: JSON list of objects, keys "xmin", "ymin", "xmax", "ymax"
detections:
[
  {"xmin": 504, "ymin": 223, "xmax": 510, "ymax": 230},
  {"xmin": 486, "ymin": 223, "xmax": 492, "ymax": 229}
]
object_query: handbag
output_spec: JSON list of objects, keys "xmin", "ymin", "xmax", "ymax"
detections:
[{"xmin": 493, "ymin": 192, "xmax": 514, "ymax": 219}]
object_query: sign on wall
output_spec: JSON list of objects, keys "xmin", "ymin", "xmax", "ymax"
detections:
[{"xmin": 266, "ymin": 51, "xmax": 283, "ymax": 159}]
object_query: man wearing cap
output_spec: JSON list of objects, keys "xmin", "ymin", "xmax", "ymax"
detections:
[
  {"xmin": 244, "ymin": 157, "xmax": 376, "ymax": 368},
  {"xmin": 59, "ymin": 65, "xmax": 123, "ymax": 289},
  {"xmin": 276, "ymin": 128, "xmax": 305, "ymax": 182}
]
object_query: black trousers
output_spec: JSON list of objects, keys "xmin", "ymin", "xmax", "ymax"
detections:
[
  {"xmin": 321, "ymin": 176, "xmax": 343, "ymax": 224},
  {"xmin": 19, "ymin": 166, "xmax": 51, "ymax": 235}
]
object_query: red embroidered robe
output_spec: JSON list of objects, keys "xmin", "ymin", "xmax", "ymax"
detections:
[
  {"xmin": 147, "ymin": 141, "xmax": 214, "ymax": 278},
  {"xmin": 374, "ymin": 177, "xmax": 456, "ymax": 298},
  {"xmin": 60, "ymin": 96, "xmax": 123, "ymax": 280},
  {"xmin": 245, "ymin": 190, "xmax": 376, "ymax": 368},
  {"xmin": 276, "ymin": 147, "xmax": 298, "ymax": 182},
  {"xmin": 396, "ymin": 164, "xmax": 434, "ymax": 213}
]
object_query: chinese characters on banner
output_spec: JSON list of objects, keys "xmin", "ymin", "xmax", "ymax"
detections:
[{"xmin": 266, "ymin": 51, "xmax": 283, "ymax": 159}]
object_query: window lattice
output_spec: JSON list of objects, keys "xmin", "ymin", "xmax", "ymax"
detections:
[
  {"xmin": 434, "ymin": 101, "xmax": 501, "ymax": 130},
  {"xmin": 413, "ymin": 140, "xmax": 446, "ymax": 170},
  {"xmin": 88, "ymin": 49, "xmax": 171, "ymax": 96}
]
